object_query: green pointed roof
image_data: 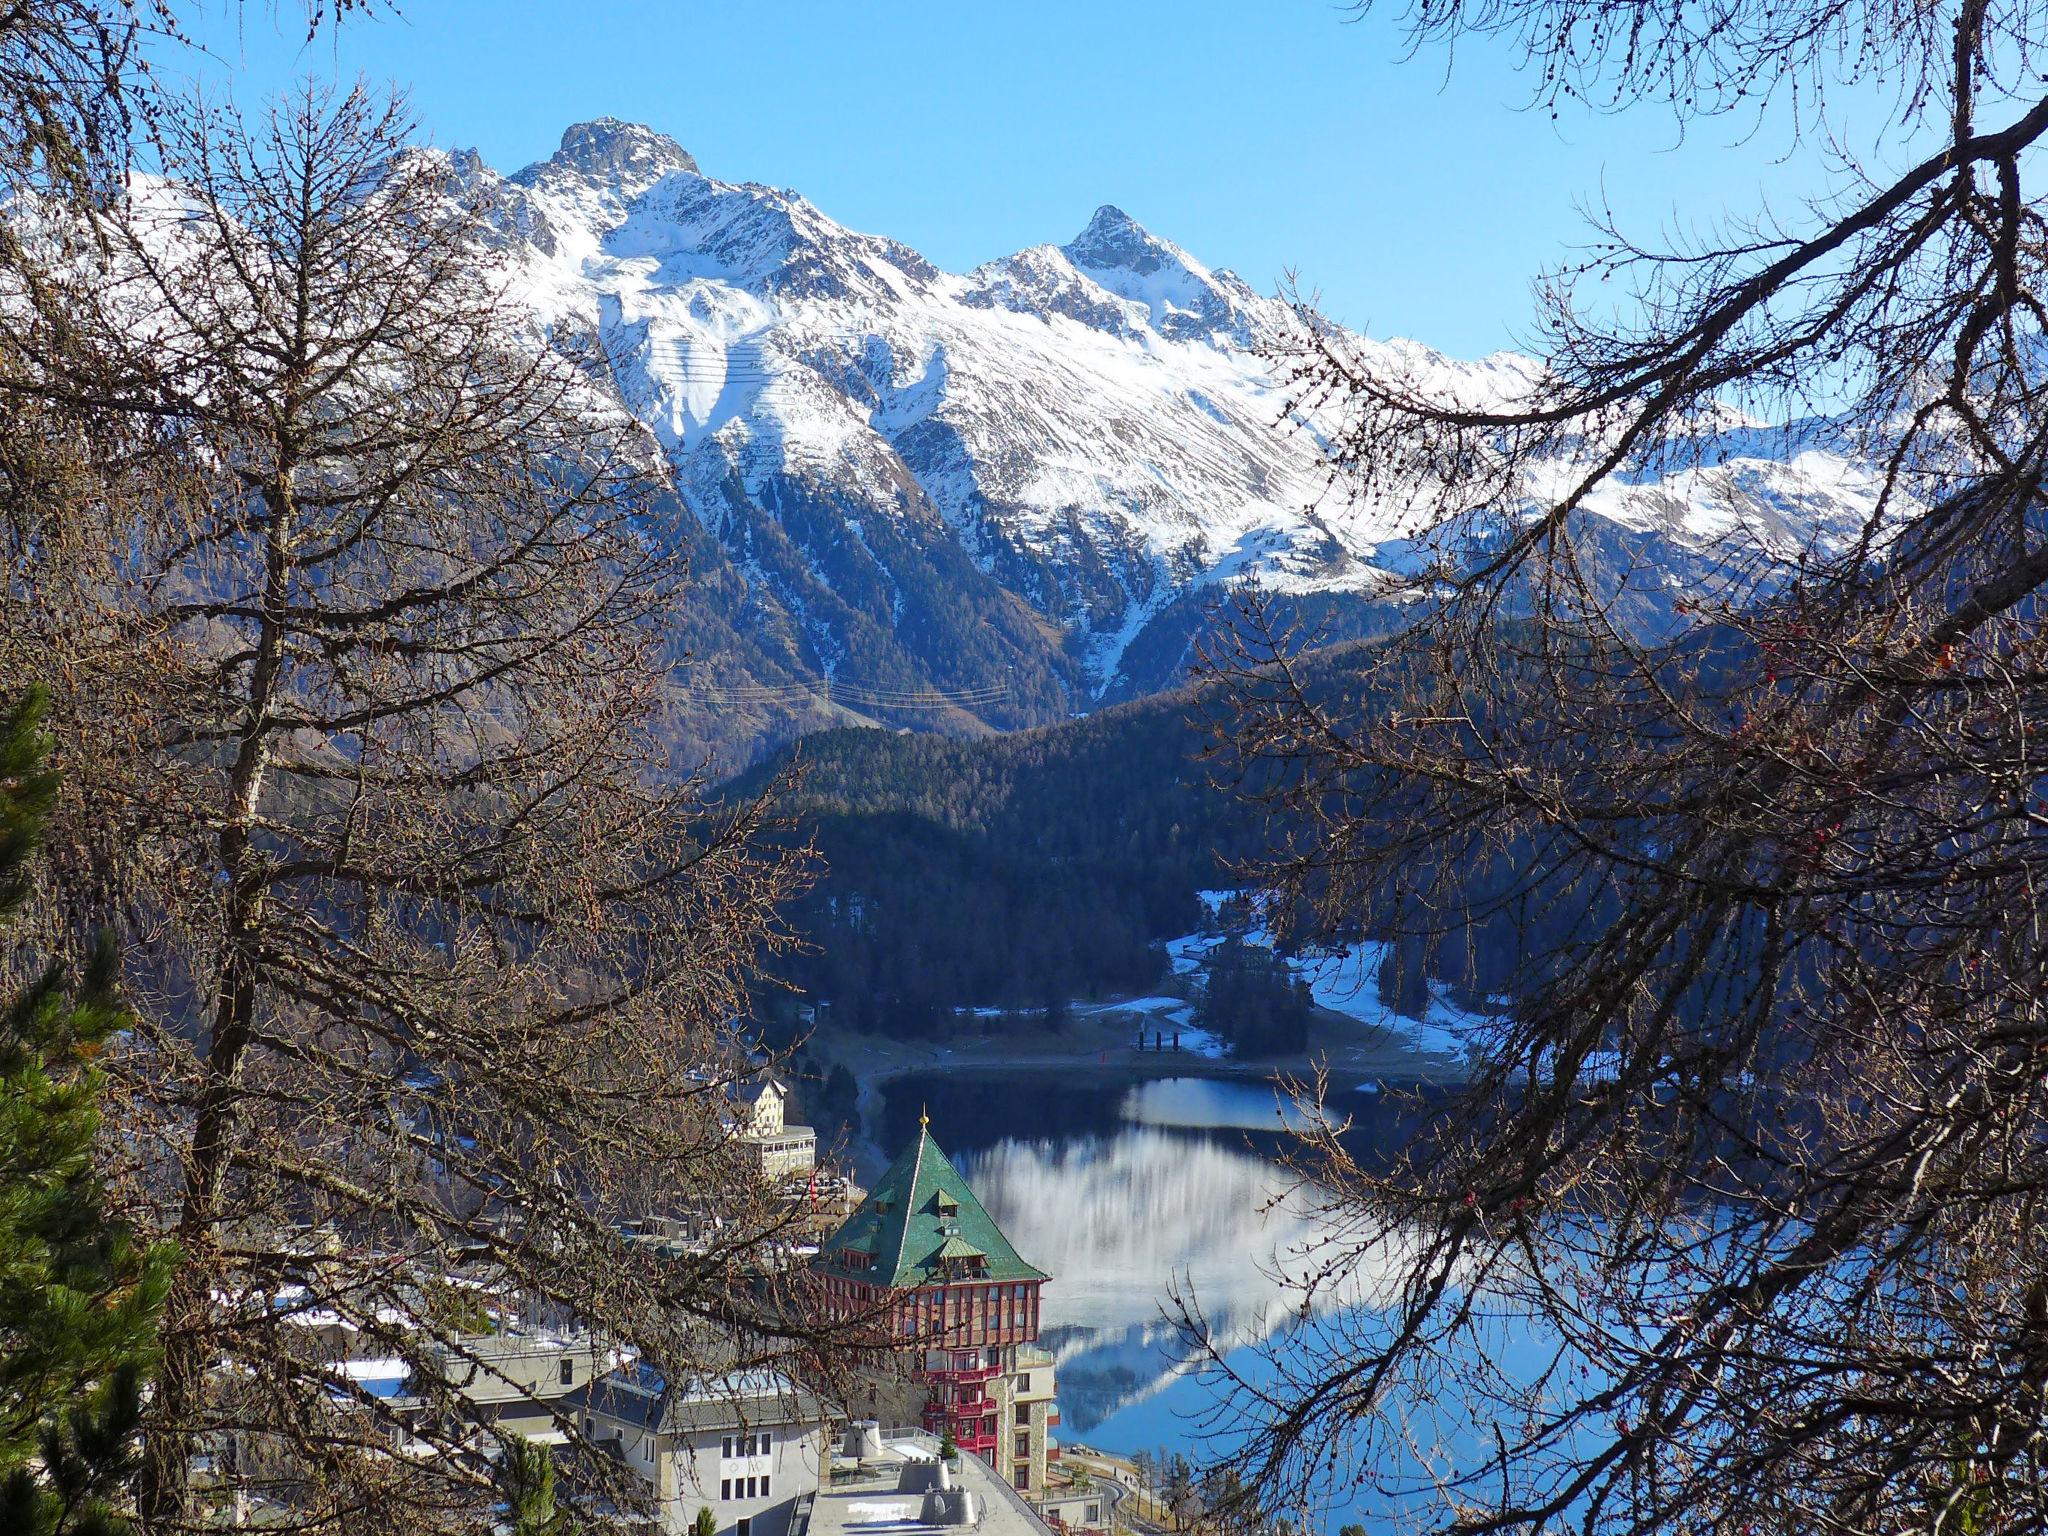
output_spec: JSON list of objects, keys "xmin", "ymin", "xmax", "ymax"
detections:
[{"xmin": 817, "ymin": 1125, "xmax": 1048, "ymax": 1288}]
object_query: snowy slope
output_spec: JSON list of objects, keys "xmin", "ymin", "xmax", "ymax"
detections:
[{"xmin": 445, "ymin": 120, "xmax": 1886, "ymax": 757}]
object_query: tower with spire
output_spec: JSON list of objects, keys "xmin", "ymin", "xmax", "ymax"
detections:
[{"xmin": 812, "ymin": 1117, "xmax": 1058, "ymax": 1498}]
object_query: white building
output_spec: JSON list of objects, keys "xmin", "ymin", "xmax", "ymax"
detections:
[
  {"xmin": 572, "ymin": 1366, "xmax": 833, "ymax": 1536},
  {"xmin": 733, "ymin": 1079, "xmax": 819, "ymax": 1183},
  {"xmin": 813, "ymin": 1423, "xmax": 1056, "ymax": 1536}
]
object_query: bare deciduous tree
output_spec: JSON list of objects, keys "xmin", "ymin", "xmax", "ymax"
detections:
[
  {"xmin": 1197, "ymin": 4, "xmax": 2048, "ymax": 1535},
  {"xmin": 2, "ymin": 82, "xmax": 852, "ymax": 1533}
]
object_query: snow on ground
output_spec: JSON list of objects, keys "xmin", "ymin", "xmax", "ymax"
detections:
[
  {"xmin": 1167, "ymin": 1024, "xmax": 1230, "ymax": 1058},
  {"xmin": 1072, "ymin": 994, "xmax": 1228, "ymax": 1055},
  {"xmin": 1291, "ymin": 941, "xmax": 1482, "ymax": 1060},
  {"xmin": 1076, "ymin": 994, "xmax": 1189, "ymax": 1020},
  {"xmin": 1167, "ymin": 896, "xmax": 1489, "ymax": 1062},
  {"xmin": 936, "ymin": 890, "xmax": 1490, "ymax": 1065},
  {"xmin": 1167, "ymin": 931, "xmax": 1228, "ymax": 975}
]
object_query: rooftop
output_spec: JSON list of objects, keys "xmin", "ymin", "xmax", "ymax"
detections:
[
  {"xmin": 810, "ymin": 1428, "xmax": 1052, "ymax": 1536},
  {"xmin": 815, "ymin": 1125, "xmax": 1047, "ymax": 1289},
  {"xmin": 570, "ymin": 1366, "xmax": 831, "ymax": 1436}
]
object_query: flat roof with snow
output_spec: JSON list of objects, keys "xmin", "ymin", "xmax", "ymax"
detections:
[{"xmin": 808, "ymin": 1431, "xmax": 1050, "ymax": 1536}]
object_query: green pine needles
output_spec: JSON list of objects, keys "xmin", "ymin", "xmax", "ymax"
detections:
[
  {"xmin": 0, "ymin": 687, "xmax": 175, "ymax": 1536},
  {"xmin": 500, "ymin": 1432, "xmax": 576, "ymax": 1536}
]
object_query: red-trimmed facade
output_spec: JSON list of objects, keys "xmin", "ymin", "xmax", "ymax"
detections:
[
  {"xmin": 813, "ymin": 1127, "xmax": 1059, "ymax": 1492},
  {"xmin": 814, "ymin": 1272, "xmax": 1046, "ymax": 1458}
]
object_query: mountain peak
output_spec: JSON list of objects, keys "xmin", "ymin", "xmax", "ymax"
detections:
[
  {"xmin": 1081, "ymin": 203, "xmax": 1142, "ymax": 235},
  {"xmin": 531, "ymin": 118, "xmax": 699, "ymax": 192},
  {"xmin": 1065, "ymin": 204, "xmax": 1168, "ymax": 273}
]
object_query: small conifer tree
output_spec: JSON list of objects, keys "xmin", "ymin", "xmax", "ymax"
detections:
[
  {"xmin": 0, "ymin": 688, "xmax": 174, "ymax": 1535},
  {"xmin": 500, "ymin": 1432, "xmax": 572, "ymax": 1536}
]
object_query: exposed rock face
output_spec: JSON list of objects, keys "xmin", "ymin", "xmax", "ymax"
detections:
[
  {"xmin": 518, "ymin": 117, "xmax": 699, "ymax": 200},
  {"xmin": 442, "ymin": 122, "xmax": 1886, "ymax": 765}
]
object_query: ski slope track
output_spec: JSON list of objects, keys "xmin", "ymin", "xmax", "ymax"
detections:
[{"xmin": 429, "ymin": 119, "xmax": 1887, "ymax": 764}]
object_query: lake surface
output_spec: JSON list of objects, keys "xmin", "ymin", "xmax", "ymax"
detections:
[{"xmin": 878, "ymin": 1070, "xmax": 1506, "ymax": 1530}]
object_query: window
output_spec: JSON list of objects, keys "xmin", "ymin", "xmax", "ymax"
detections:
[
  {"xmin": 738, "ymin": 1520, "xmax": 752, "ymax": 1536},
  {"xmin": 1014, "ymin": 1469, "xmax": 1030, "ymax": 1491},
  {"xmin": 746, "ymin": 1476, "xmax": 757, "ymax": 1498},
  {"xmin": 723, "ymin": 1435, "xmax": 734, "ymax": 1459},
  {"xmin": 760, "ymin": 1432, "xmax": 772, "ymax": 1454},
  {"xmin": 721, "ymin": 1480, "xmax": 732, "ymax": 1501},
  {"xmin": 762, "ymin": 1477, "xmax": 772, "ymax": 1499},
  {"xmin": 1015, "ymin": 1433, "xmax": 1030, "ymax": 1459}
]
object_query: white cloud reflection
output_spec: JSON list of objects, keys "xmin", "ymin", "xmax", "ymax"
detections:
[{"xmin": 962, "ymin": 1105, "xmax": 1415, "ymax": 1432}]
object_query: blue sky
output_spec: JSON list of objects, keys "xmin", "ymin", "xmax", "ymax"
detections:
[{"xmin": 172, "ymin": 0, "xmax": 1895, "ymax": 358}]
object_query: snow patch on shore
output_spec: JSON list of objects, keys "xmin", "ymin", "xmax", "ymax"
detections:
[{"xmin": 1167, "ymin": 897, "xmax": 1488, "ymax": 1062}]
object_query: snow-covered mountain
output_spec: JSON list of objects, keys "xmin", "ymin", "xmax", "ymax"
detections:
[{"xmin": 451, "ymin": 119, "xmax": 1883, "ymax": 762}]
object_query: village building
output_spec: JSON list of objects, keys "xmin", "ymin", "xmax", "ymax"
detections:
[
  {"xmin": 569, "ymin": 1366, "xmax": 834, "ymax": 1536},
  {"xmin": 811, "ymin": 1119, "xmax": 1060, "ymax": 1500},
  {"xmin": 811, "ymin": 1421, "xmax": 1055, "ymax": 1536},
  {"xmin": 435, "ymin": 1330, "xmax": 610, "ymax": 1442},
  {"xmin": 1035, "ymin": 1479, "xmax": 1116, "ymax": 1535},
  {"xmin": 733, "ymin": 1078, "xmax": 820, "ymax": 1183}
]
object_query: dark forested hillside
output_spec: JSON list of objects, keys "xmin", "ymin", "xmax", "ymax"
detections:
[
  {"xmin": 734, "ymin": 620, "xmax": 1739, "ymax": 1044},
  {"xmin": 733, "ymin": 678, "xmax": 1260, "ymax": 1030},
  {"xmin": 727, "ymin": 633, "xmax": 1492, "ymax": 1035}
]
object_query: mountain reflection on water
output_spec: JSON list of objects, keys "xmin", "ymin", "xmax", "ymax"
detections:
[{"xmin": 878, "ymin": 1072, "xmax": 1434, "ymax": 1444}]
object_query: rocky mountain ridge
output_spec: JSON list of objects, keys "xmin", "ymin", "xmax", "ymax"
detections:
[{"xmin": 448, "ymin": 118, "xmax": 1886, "ymax": 763}]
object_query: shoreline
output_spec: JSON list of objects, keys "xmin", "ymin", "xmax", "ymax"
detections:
[{"xmin": 812, "ymin": 1001, "xmax": 1470, "ymax": 1179}]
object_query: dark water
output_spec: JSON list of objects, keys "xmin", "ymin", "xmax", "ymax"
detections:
[
  {"xmin": 879, "ymin": 1068, "xmax": 1444, "ymax": 1170},
  {"xmin": 879, "ymin": 1070, "xmax": 1523, "ymax": 1531}
]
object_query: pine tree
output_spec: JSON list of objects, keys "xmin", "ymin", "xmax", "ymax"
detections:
[
  {"xmin": 500, "ymin": 1433, "xmax": 572, "ymax": 1536},
  {"xmin": 0, "ymin": 688, "xmax": 173, "ymax": 1535}
]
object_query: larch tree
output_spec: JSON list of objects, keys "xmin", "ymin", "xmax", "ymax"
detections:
[
  {"xmin": 1196, "ymin": 3, "xmax": 2048, "ymax": 1536},
  {"xmin": 0, "ymin": 81, "xmax": 849, "ymax": 1534}
]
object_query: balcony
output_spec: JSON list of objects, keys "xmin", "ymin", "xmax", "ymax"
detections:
[{"xmin": 922, "ymin": 1359, "xmax": 1003, "ymax": 1383}]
